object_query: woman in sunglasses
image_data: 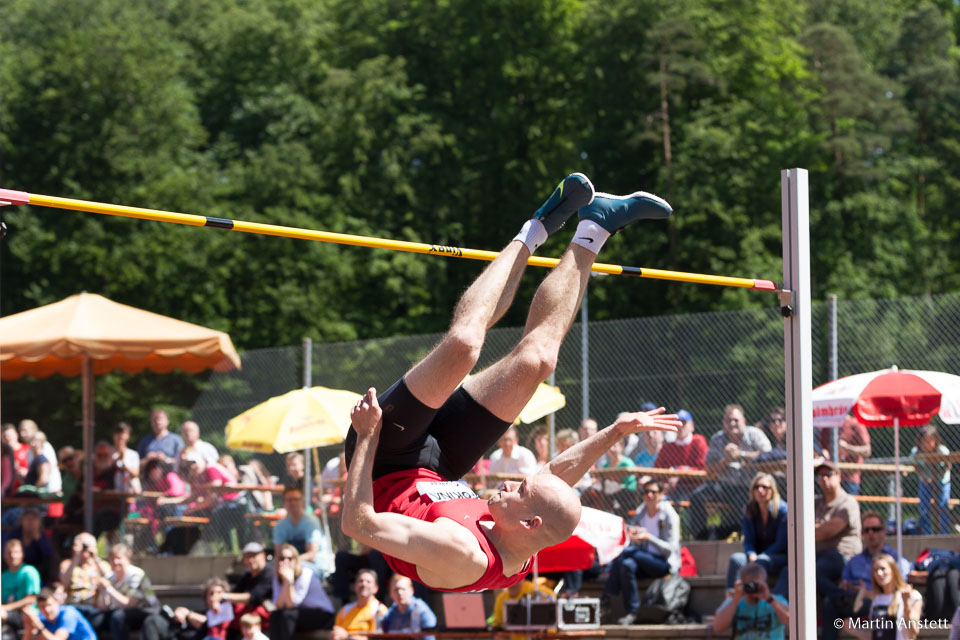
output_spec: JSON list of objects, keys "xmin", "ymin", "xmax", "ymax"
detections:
[
  {"xmin": 269, "ymin": 544, "xmax": 335, "ymax": 640},
  {"xmin": 724, "ymin": 472, "xmax": 788, "ymax": 597}
]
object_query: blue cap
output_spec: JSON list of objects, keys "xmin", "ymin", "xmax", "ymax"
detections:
[
  {"xmin": 677, "ymin": 409, "xmax": 693, "ymax": 423},
  {"xmin": 640, "ymin": 401, "xmax": 657, "ymax": 412}
]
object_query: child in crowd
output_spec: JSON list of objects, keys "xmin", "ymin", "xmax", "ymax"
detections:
[{"xmin": 239, "ymin": 613, "xmax": 268, "ymax": 640}]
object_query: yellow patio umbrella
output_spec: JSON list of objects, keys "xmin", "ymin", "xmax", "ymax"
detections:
[
  {"xmin": 225, "ymin": 386, "xmax": 362, "ymax": 454},
  {"xmin": 515, "ymin": 380, "xmax": 566, "ymax": 424}
]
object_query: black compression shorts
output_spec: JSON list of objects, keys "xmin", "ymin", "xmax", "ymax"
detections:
[{"xmin": 344, "ymin": 377, "xmax": 511, "ymax": 481}]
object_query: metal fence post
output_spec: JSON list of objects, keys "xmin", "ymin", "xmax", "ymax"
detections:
[
  {"xmin": 828, "ymin": 293, "xmax": 839, "ymax": 463},
  {"xmin": 581, "ymin": 285, "xmax": 589, "ymax": 420},
  {"xmin": 303, "ymin": 337, "xmax": 313, "ymax": 508}
]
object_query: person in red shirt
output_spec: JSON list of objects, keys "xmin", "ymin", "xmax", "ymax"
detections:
[
  {"xmin": 654, "ymin": 409, "xmax": 707, "ymax": 502},
  {"xmin": 2, "ymin": 423, "xmax": 29, "ymax": 482},
  {"xmin": 342, "ymin": 174, "xmax": 679, "ymax": 593},
  {"xmin": 819, "ymin": 414, "xmax": 871, "ymax": 495}
]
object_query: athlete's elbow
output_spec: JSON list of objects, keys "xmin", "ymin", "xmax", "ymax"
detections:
[{"xmin": 341, "ymin": 506, "xmax": 373, "ymax": 540}]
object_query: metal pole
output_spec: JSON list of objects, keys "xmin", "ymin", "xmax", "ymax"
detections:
[
  {"xmin": 581, "ymin": 287, "xmax": 589, "ymax": 420},
  {"xmin": 302, "ymin": 337, "xmax": 313, "ymax": 508},
  {"xmin": 82, "ymin": 357, "xmax": 95, "ymax": 533},
  {"xmin": 782, "ymin": 168, "xmax": 816, "ymax": 639},
  {"xmin": 828, "ymin": 293, "xmax": 839, "ymax": 463},
  {"xmin": 895, "ymin": 417, "xmax": 903, "ymax": 562}
]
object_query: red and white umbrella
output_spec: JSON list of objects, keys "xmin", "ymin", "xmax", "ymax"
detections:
[{"xmin": 812, "ymin": 366, "xmax": 960, "ymax": 557}]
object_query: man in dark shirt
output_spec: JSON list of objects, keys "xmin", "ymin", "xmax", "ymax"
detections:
[
  {"xmin": 4, "ymin": 507, "xmax": 56, "ymax": 584},
  {"xmin": 224, "ymin": 542, "xmax": 275, "ymax": 640}
]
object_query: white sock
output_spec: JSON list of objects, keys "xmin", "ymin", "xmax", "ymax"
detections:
[
  {"xmin": 513, "ymin": 219, "xmax": 549, "ymax": 254},
  {"xmin": 570, "ymin": 220, "xmax": 611, "ymax": 254}
]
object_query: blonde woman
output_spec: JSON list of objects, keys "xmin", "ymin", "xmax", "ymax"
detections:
[
  {"xmin": 847, "ymin": 553, "xmax": 922, "ymax": 640},
  {"xmin": 725, "ymin": 473, "xmax": 788, "ymax": 595},
  {"xmin": 270, "ymin": 543, "xmax": 334, "ymax": 640}
]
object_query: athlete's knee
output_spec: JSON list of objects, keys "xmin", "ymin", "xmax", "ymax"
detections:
[
  {"xmin": 516, "ymin": 338, "xmax": 558, "ymax": 379},
  {"xmin": 443, "ymin": 328, "xmax": 484, "ymax": 367}
]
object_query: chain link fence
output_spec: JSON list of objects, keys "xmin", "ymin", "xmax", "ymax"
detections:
[{"xmin": 119, "ymin": 292, "xmax": 959, "ymax": 555}]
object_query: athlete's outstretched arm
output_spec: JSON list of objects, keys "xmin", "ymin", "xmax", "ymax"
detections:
[
  {"xmin": 341, "ymin": 388, "xmax": 484, "ymax": 585},
  {"xmin": 541, "ymin": 408, "xmax": 679, "ymax": 488}
]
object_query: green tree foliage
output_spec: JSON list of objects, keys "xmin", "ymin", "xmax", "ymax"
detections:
[{"xmin": 1, "ymin": 0, "xmax": 959, "ymax": 443}]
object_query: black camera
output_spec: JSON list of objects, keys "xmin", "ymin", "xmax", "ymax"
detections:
[{"xmin": 743, "ymin": 581, "xmax": 760, "ymax": 594}]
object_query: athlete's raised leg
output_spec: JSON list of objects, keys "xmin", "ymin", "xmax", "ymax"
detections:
[
  {"xmin": 404, "ymin": 173, "xmax": 595, "ymax": 408},
  {"xmin": 464, "ymin": 189, "xmax": 673, "ymax": 421}
]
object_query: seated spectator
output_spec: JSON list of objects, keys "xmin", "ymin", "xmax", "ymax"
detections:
[
  {"xmin": 528, "ymin": 425, "xmax": 551, "ymax": 472},
  {"xmin": 19, "ymin": 420, "xmax": 62, "ymax": 494},
  {"xmin": 58, "ymin": 447, "xmax": 82, "ymax": 503},
  {"xmin": 281, "ymin": 452, "xmax": 305, "ymax": 490},
  {"xmin": 725, "ymin": 473, "xmax": 788, "ymax": 597},
  {"xmin": 820, "ymin": 413, "xmax": 870, "ymax": 496},
  {"xmin": 22, "ymin": 586, "xmax": 96, "ymax": 640},
  {"xmin": 138, "ymin": 409, "xmax": 185, "ymax": 470},
  {"xmin": 271, "ymin": 544, "xmax": 334, "ymax": 640},
  {"xmin": 274, "ymin": 487, "xmax": 331, "ymax": 578},
  {"xmin": 844, "ymin": 554, "xmax": 922, "ymax": 640},
  {"xmin": 602, "ymin": 478, "xmax": 681, "ymax": 625},
  {"xmin": 822, "ymin": 510, "xmax": 911, "ymax": 640},
  {"xmin": 1, "ymin": 539, "xmax": 42, "ymax": 637},
  {"xmin": 380, "ymin": 575, "xmax": 437, "ymax": 638},
  {"xmin": 910, "ymin": 425, "xmax": 951, "ymax": 535},
  {"xmin": 690, "ymin": 404, "xmax": 771, "ymax": 540},
  {"xmin": 7, "ymin": 506, "xmax": 57, "ymax": 585},
  {"xmin": 3, "ymin": 422, "xmax": 29, "ymax": 481},
  {"xmin": 240, "ymin": 613, "xmax": 269, "ymax": 640},
  {"xmin": 330, "ymin": 569, "xmax": 386, "ymax": 640},
  {"xmin": 61, "ymin": 444, "xmax": 120, "ymax": 536},
  {"xmin": 815, "ymin": 460, "xmax": 862, "ymax": 612},
  {"xmin": 140, "ymin": 460, "xmax": 190, "ymax": 554},
  {"xmin": 165, "ymin": 577, "xmax": 235, "ymax": 640},
  {"xmin": 89, "ymin": 543, "xmax": 159, "ymax": 640},
  {"xmin": 597, "ymin": 437, "xmax": 636, "ymax": 517},
  {"xmin": 331, "ymin": 546, "xmax": 391, "ymax": 605},
  {"xmin": 238, "ymin": 458, "xmax": 276, "ymax": 513},
  {"xmin": 22, "ymin": 432, "xmax": 60, "ymax": 494},
  {"xmin": 654, "ymin": 409, "xmax": 707, "ymax": 502},
  {"xmin": 488, "ymin": 426, "xmax": 537, "ymax": 476},
  {"xmin": 633, "ymin": 429, "xmax": 664, "ymax": 469},
  {"xmin": 1, "ymin": 441, "xmax": 14, "ymax": 498},
  {"xmin": 177, "ymin": 420, "xmax": 219, "ymax": 473},
  {"xmin": 111, "ymin": 423, "xmax": 141, "ymax": 494},
  {"xmin": 491, "ymin": 576, "xmax": 554, "ymax": 639},
  {"xmin": 713, "ymin": 562, "xmax": 789, "ymax": 639},
  {"xmin": 224, "ymin": 542, "xmax": 275, "ymax": 640},
  {"xmin": 58, "ymin": 532, "xmax": 113, "ymax": 621}
]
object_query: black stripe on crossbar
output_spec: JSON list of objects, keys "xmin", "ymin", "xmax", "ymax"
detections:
[
  {"xmin": 621, "ymin": 266, "xmax": 643, "ymax": 277},
  {"xmin": 205, "ymin": 217, "xmax": 234, "ymax": 230}
]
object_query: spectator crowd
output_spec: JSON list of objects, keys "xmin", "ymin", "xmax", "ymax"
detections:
[{"xmin": 3, "ymin": 403, "xmax": 959, "ymax": 640}]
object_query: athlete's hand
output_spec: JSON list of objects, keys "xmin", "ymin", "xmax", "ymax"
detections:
[
  {"xmin": 350, "ymin": 387, "xmax": 382, "ymax": 436},
  {"xmin": 614, "ymin": 407, "xmax": 680, "ymax": 435}
]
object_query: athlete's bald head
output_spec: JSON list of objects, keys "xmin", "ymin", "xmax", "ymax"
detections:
[{"xmin": 527, "ymin": 473, "xmax": 582, "ymax": 546}]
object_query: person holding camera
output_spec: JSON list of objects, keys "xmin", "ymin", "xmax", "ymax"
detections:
[
  {"xmin": 713, "ymin": 562, "xmax": 789, "ymax": 639},
  {"xmin": 58, "ymin": 532, "xmax": 112, "ymax": 623}
]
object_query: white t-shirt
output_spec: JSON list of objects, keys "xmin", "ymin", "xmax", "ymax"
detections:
[
  {"xmin": 869, "ymin": 590, "xmax": 922, "ymax": 640},
  {"xmin": 113, "ymin": 448, "xmax": 141, "ymax": 492},
  {"xmin": 488, "ymin": 446, "xmax": 537, "ymax": 475}
]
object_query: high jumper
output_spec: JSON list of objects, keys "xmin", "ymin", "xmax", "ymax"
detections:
[{"xmin": 342, "ymin": 173, "xmax": 680, "ymax": 592}]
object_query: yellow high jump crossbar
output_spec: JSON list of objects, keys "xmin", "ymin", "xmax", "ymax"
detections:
[{"xmin": 0, "ymin": 188, "xmax": 778, "ymax": 291}]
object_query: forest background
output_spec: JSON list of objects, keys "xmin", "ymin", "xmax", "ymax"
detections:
[{"xmin": 2, "ymin": 0, "xmax": 959, "ymax": 445}]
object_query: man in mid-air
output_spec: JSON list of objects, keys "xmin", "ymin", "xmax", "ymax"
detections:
[{"xmin": 343, "ymin": 173, "xmax": 679, "ymax": 592}]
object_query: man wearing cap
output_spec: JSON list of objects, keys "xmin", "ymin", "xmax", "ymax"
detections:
[
  {"xmin": 654, "ymin": 409, "xmax": 707, "ymax": 502},
  {"xmin": 223, "ymin": 542, "xmax": 275, "ymax": 639},
  {"xmin": 814, "ymin": 459, "xmax": 862, "ymax": 609}
]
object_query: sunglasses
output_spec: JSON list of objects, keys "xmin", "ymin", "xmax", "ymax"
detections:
[
  {"xmin": 279, "ymin": 555, "xmax": 295, "ymax": 561},
  {"xmin": 754, "ymin": 485, "xmax": 772, "ymax": 491},
  {"xmin": 643, "ymin": 489, "xmax": 661, "ymax": 495},
  {"xmin": 862, "ymin": 526, "xmax": 884, "ymax": 533}
]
